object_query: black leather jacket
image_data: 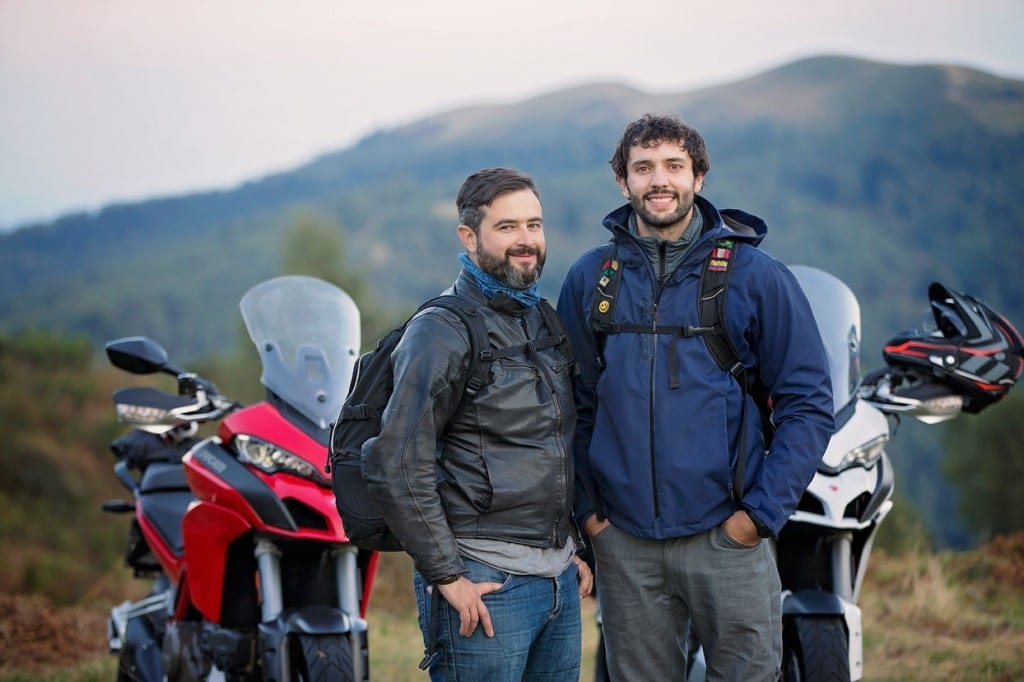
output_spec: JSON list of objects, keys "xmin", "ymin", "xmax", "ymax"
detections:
[{"xmin": 363, "ymin": 271, "xmax": 577, "ymax": 583}]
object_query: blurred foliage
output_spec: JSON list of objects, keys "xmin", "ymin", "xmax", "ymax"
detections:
[
  {"xmin": 943, "ymin": 391, "xmax": 1024, "ymax": 543},
  {"xmin": 873, "ymin": 492, "xmax": 934, "ymax": 555},
  {"xmin": 278, "ymin": 208, "xmax": 394, "ymax": 348},
  {"xmin": 281, "ymin": 208, "xmax": 363, "ymax": 294},
  {"xmin": 0, "ymin": 331, "xmax": 128, "ymax": 604}
]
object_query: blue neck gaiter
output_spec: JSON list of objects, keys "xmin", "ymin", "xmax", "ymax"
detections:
[{"xmin": 458, "ymin": 252, "xmax": 541, "ymax": 307}]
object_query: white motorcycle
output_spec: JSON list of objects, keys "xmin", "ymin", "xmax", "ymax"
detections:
[
  {"xmin": 769, "ymin": 266, "xmax": 945, "ymax": 681},
  {"xmin": 768, "ymin": 265, "xmax": 1023, "ymax": 681}
]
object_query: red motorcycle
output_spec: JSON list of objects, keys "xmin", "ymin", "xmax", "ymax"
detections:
[{"xmin": 103, "ymin": 275, "xmax": 377, "ymax": 681}]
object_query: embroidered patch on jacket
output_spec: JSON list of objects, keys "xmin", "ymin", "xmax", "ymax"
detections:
[{"xmin": 709, "ymin": 258, "xmax": 729, "ymax": 272}]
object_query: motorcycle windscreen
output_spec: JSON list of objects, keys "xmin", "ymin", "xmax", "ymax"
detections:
[
  {"xmin": 789, "ymin": 265, "xmax": 861, "ymax": 413},
  {"xmin": 240, "ymin": 275, "xmax": 361, "ymax": 429}
]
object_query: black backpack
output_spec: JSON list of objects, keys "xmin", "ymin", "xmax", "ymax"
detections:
[
  {"xmin": 326, "ymin": 293, "xmax": 568, "ymax": 552},
  {"xmin": 588, "ymin": 236, "xmax": 774, "ymax": 506}
]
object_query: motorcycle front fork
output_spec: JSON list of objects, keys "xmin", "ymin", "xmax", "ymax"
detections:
[
  {"xmin": 829, "ymin": 530, "xmax": 855, "ymax": 601},
  {"xmin": 253, "ymin": 539, "xmax": 367, "ymax": 679}
]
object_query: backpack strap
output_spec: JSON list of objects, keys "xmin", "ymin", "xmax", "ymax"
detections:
[
  {"xmin": 589, "ymin": 242, "xmax": 623, "ymax": 338},
  {"xmin": 590, "ymin": 242, "xmax": 702, "ymax": 374},
  {"xmin": 697, "ymin": 238, "xmax": 778, "ymax": 504},
  {"xmin": 697, "ymin": 239, "xmax": 744, "ymax": 377},
  {"xmin": 423, "ymin": 295, "xmax": 572, "ymax": 397},
  {"xmin": 534, "ymin": 299, "xmax": 572, "ymax": 357},
  {"xmin": 418, "ymin": 295, "xmax": 492, "ymax": 394},
  {"xmin": 589, "ymin": 240, "xmax": 733, "ymax": 386},
  {"xmin": 418, "ymin": 587, "xmax": 443, "ymax": 670}
]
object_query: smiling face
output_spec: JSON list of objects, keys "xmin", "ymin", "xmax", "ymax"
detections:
[
  {"xmin": 617, "ymin": 140, "xmax": 705, "ymax": 240},
  {"xmin": 458, "ymin": 188, "xmax": 546, "ymax": 288}
]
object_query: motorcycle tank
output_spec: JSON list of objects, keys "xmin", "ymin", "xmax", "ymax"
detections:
[
  {"xmin": 790, "ymin": 265, "xmax": 861, "ymax": 412},
  {"xmin": 240, "ymin": 276, "xmax": 361, "ymax": 429}
]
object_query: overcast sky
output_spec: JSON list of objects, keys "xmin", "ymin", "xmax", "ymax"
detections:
[{"xmin": 2, "ymin": 0, "xmax": 1022, "ymax": 230}]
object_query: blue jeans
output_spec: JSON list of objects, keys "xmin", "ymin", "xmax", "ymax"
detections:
[{"xmin": 414, "ymin": 558, "xmax": 581, "ymax": 681}]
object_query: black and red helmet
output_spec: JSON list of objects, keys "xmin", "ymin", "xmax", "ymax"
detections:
[{"xmin": 883, "ymin": 282, "xmax": 1024, "ymax": 413}]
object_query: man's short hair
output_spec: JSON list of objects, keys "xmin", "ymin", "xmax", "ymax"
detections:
[
  {"xmin": 609, "ymin": 114, "xmax": 710, "ymax": 180},
  {"xmin": 456, "ymin": 168, "xmax": 540, "ymax": 232}
]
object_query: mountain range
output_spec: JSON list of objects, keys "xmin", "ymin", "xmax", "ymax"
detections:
[
  {"xmin": 3, "ymin": 54, "xmax": 1022, "ymax": 547},
  {"xmin": 3, "ymin": 54, "xmax": 1021, "ymax": 360}
]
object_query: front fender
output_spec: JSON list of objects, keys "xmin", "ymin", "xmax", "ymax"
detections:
[
  {"xmin": 284, "ymin": 605, "xmax": 357, "ymax": 635},
  {"xmin": 783, "ymin": 589, "xmax": 846, "ymax": 616},
  {"xmin": 783, "ymin": 591, "xmax": 863, "ymax": 680},
  {"xmin": 259, "ymin": 606, "xmax": 368, "ymax": 681}
]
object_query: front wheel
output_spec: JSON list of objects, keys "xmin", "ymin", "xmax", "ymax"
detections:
[
  {"xmin": 290, "ymin": 633, "xmax": 358, "ymax": 682},
  {"xmin": 782, "ymin": 615, "xmax": 850, "ymax": 682}
]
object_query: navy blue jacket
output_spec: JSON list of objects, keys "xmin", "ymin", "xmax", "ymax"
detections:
[{"xmin": 557, "ymin": 196, "xmax": 834, "ymax": 538}]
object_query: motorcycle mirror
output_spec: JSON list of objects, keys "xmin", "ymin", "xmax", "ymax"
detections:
[{"xmin": 106, "ymin": 336, "xmax": 184, "ymax": 376}]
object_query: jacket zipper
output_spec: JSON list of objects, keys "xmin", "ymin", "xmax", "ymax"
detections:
[
  {"xmin": 647, "ymin": 241, "xmax": 671, "ymax": 520},
  {"xmin": 621, "ymin": 225, "xmax": 724, "ymax": 526}
]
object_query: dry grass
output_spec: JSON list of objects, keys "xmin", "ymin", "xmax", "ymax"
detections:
[
  {"xmin": 3, "ymin": 536, "xmax": 1021, "ymax": 681},
  {"xmin": 860, "ymin": 535, "xmax": 1024, "ymax": 681}
]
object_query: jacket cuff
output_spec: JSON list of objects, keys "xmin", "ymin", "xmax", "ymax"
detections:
[
  {"xmin": 420, "ymin": 557, "xmax": 467, "ymax": 585},
  {"xmin": 742, "ymin": 505, "xmax": 776, "ymax": 538}
]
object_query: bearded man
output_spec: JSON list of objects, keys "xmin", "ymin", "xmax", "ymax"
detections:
[{"xmin": 363, "ymin": 167, "xmax": 593, "ymax": 681}]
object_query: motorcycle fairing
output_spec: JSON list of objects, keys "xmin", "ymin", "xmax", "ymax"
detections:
[
  {"xmin": 133, "ymin": 461, "xmax": 194, "ymax": 581},
  {"xmin": 180, "ymin": 499, "xmax": 252, "ymax": 623},
  {"xmin": 135, "ymin": 494, "xmax": 192, "ymax": 580},
  {"xmin": 794, "ymin": 452, "xmax": 894, "ymax": 530},
  {"xmin": 251, "ymin": 473, "xmax": 346, "ymax": 541},
  {"xmin": 220, "ymin": 402, "xmax": 332, "ymax": 476},
  {"xmin": 184, "ymin": 438, "xmax": 298, "ymax": 532},
  {"xmin": 219, "ymin": 403, "xmax": 350, "ymax": 542},
  {"xmin": 818, "ymin": 400, "xmax": 889, "ymax": 474}
]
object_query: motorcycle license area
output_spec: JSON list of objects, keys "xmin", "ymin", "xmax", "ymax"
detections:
[{"xmin": 5, "ymin": 269, "xmax": 1018, "ymax": 681}]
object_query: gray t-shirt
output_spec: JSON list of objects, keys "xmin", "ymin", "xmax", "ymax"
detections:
[{"xmin": 456, "ymin": 536, "xmax": 577, "ymax": 578}]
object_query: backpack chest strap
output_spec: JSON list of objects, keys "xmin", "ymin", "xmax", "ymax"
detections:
[{"xmin": 599, "ymin": 321, "xmax": 744, "ymax": 388}]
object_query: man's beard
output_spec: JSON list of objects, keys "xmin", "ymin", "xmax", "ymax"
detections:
[
  {"xmin": 476, "ymin": 242, "xmax": 545, "ymax": 289},
  {"xmin": 630, "ymin": 189, "xmax": 694, "ymax": 232}
]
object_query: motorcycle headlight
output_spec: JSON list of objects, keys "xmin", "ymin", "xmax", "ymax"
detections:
[
  {"xmin": 827, "ymin": 433, "xmax": 888, "ymax": 474},
  {"xmin": 235, "ymin": 434, "xmax": 328, "ymax": 485}
]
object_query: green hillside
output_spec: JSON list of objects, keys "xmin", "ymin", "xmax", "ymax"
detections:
[{"xmin": 1, "ymin": 55, "xmax": 1023, "ymax": 548}]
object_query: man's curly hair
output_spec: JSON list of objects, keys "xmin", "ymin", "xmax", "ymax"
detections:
[{"xmin": 609, "ymin": 114, "xmax": 710, "ymax": 180}]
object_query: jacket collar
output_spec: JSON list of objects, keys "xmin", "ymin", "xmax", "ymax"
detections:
[
  {"xmin": 602, "ymin": 195, "xmax": 767, "ymax": 248},
  {"xmin": 452, "ymin": 269, "xmax": 531, "ymax": 316}
]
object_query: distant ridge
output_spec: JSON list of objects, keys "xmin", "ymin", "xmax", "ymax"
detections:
[{"xmin": 2, "ymin": 53, "xmax": 1022, "ymax": 356}]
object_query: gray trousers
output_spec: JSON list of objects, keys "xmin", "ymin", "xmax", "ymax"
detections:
[{"xmin": 592, "ymin": 523, "xmax": 781, "ymax": 681}]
